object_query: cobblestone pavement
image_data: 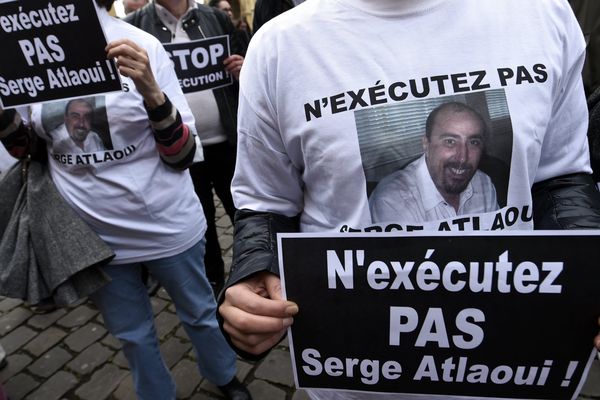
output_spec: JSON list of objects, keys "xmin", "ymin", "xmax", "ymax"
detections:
[{"xmin": 0, "ymin": 200, "xmax": 599, "ymax": 399}]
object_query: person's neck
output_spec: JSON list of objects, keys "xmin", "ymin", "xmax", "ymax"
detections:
[
  {"xmin": 155, "ymin": 0, "xmax": 189, "ymax": 19},
  {"xmin": 343, "ymin": 0, "xmax": 446, "ymax": 17}
]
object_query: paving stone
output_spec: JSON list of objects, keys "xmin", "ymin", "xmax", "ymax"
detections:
[
  {"xmin": 26, "ymin": 308, "xmax": 67, "ymax": 330},
  {"xmin": 216, "ymin": 215, "xmax": 231, "ymax": 228},
  {"xmin": 254, "ymin": 349, "xmax": 295, "ymax": 387},
  {"xmin": 223, "ymin": 255, "xmax": 232, "ymax": 272},
  {"xmin": 27, "ymin": 346, "xmax": 72, "ymax": 378},
  {"xmin": 0, "ymin": 298, "xmax": 23, "ymax": 313},
  {"xmin": 64, "ymin": 323, "xmax": 107, "ymax": 352},
  {"xmin": 247, "ymin": 379, "xmax": 286, "ymax": 400},
  {"xmin": 4, "ymin": 373, "xmax": 39, "ymax": 400},
  {"xmin": 172, "ymin": 358, "xmax": 202, "ymax": 398},
  {"xmin": 292, "ymin": 389, "xmax": 312, "ymax": 400},
  {"xmin": 189, "ymin": 393, "xmax": 215, "ymax": 400},
  {"xmin": 74, "ymin": 364, "xmax": 128, "ymax": 400},
  {"xmin": 218, "ymin": 234, "xmax": 233, "ymax": 250},
  {"xmin": 26, "ymin": 371, "xmax": 78, "ymax": 400},
  {"xmin": 279, "ymin": 336, "xmax": 289, "ymax": 349},
  {"xmin": 580, "ymin": 359, "xmax": 600, "ymax": 396},
  {"xmin": 67, "ymin": 342, "xmax": 113, "ymax": 375},
  {"xmin": 23, "ymin": 327, "xmax": 67, "ymax": 356},
  {"xmin": 151, "ymin": 297, "xmax": 169, "ymax": 315},
  {"xmin": 0, "ymin": 307, "xmax": 33, "ymax": 335},
  {"xmin": 101, "ymin": 333, "xmax": 122, "ymax": 350},
  {"xmin": 175, "ymin": 325, "xmax": 189, "ymax": 340},
  {"xmin": 113, "ymin": 374, "xmax": 136, "ymax": 400},
  {"xmin": 160, "ymin": 336, "xmax": 192, "ymax": 369},
  {"xmin": 236, "ymin": 360, "xmax": 254, "ymax": 382},
  {"xmin": 0, "ymin": 353, "xmax": 32, "ymax": 382},
  {"xmin": 56, "ymin": 305, "xmax": 98, "ymax": 329},
  {"xmin": 157, "ymin": 288, "xmax": 171, "ymax": 301},
  {"xmin": 155, "ymin": 311, "xmax": 180, "ymax": 340},
  {"xmin": 1, "ymin": 325, "xmax": 37, "ymax": 355},
  {"xmin": 112, "ymin": 350, "xmax": 129, "ymax": 369}
]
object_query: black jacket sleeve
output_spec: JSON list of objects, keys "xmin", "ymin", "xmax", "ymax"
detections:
[
  {"xmin": 532, "ymin": 172, "xmax": 600, "ymax": 229},
  {"xmin": 217, "ymin": 208, "xmax": 299, "ymax": 360}
]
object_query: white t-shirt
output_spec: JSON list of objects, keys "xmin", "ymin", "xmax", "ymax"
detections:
[
  {"xmin": 48, "ymin": 124, "xmax": 106, "ymax": 154},
  {"xmin": 29, "ymin": 5, "xmax": 206, "ymax": 264},
  {"xmin": 0, "ymin": 143, "xmax": 17, "ymax": 177},
  {"xmin": 233, "ymin": 0, "xmax": 590, "ymax": 399},
  {"xmin": 369, "ymin": 155, "xmax": 498, "ymax": 224},
  {"xmin": 233, "ymin": 0, "xmax": 589, "ymax": 233}
]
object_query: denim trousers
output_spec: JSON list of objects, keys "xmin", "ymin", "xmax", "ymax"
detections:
[{"xmin": 90, "ymin": 239, "xmax": 236, "ymax": 400}]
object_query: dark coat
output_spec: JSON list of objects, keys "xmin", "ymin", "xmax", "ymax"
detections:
[{"xmin": 0, "ymin": 158, "xmax": 113, "ymax": 306}]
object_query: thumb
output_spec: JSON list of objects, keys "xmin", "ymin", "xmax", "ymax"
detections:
[{"xmin": 264, "ymin": 274, "xmax": 298, "ymax": 315}]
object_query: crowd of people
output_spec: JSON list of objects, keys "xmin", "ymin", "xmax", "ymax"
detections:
[{"xmin": 1, "ymin": 1, "xmax": 600, "ymax": 400}]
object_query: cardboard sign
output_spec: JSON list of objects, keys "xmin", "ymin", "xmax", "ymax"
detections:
[
  {"xmin": 279, "ymin": 231, "xmax": 600, "ymax": 399},
  {"xmin": 0, "ymin": 0, "xmax": 122, "ymax": 108},
  {"xmin": 163, "ymin": 35, "xmax": 232, "ymax": 93}
]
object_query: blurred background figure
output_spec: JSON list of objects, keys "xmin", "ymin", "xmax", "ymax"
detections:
[
  {"xmin": 252, "ymin": 0, "xmax": 303, "ymax": 33},
  {"xmin": 124, "ymin": 0, "xmax": 148, "ymax": 14},
  {"xmin": 210, "ymin": 0, "xmax": 252, "ymax": 55},
  {"xmin": 569, "ymin": 0, "xmax": 600, "ymax": 96}
]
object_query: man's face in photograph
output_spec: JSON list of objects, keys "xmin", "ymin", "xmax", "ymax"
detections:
[
  {"xmin": 65, "ymin": 100, "xmax": 93, "ymax": 143},
  {"xmin": 423, "ymin": 109, "xmax": 485, "ymax": 198}
]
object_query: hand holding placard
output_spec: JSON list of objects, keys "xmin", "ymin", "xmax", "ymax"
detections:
[
  {"xmin": 105, "ymin": 39, "xmax": 165, "ymax": 109},
  {"xmin": 219, "ymin": 271, "xmax": 298, "ymax": 355}
]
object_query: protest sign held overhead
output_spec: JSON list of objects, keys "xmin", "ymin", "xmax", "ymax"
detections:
[
  {"xmin": 278, "ymin": 231, "xmax": 600, "ymax": 399},
  {"xmin": 163, "ymin": 35, "xmax": 232, "ymax": 93},
  {"xmin": 0, "ymin": 0, "xmax": 122, "ymax": 108}
]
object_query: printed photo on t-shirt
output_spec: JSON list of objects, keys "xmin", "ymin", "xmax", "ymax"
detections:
[
  {"xmin": 40, "ymin": 96, "xmax": 112, "ymax": 154},
  {"xmin": 356, "ymin": 90, "xmax": 513, "ymax": 225}
]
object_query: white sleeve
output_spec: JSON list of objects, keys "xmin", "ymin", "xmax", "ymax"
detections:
[
  {"xmin": 231, "ymin": 34, "xmax": 304, "ymax": 217},
  {"xmin": 535, "ymin": 4, "xmax": 592, "ymax": 182}
]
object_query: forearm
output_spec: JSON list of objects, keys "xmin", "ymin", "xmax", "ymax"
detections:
[
  {"xmin": 146, "ymin": 94, "xmax": 196, "ymax": 170},
  {"xmin": 532, "ymin": 172, "xmax": 600, "ymax": 229},
  {"xmin": 0, "ymin": 109, "xmax": 35, "ymax": 159},
  {"xmin": 225, "ymin": 209, "xmax": 300, "ymax": 288},
  {"xmin": 218, "ymin": 209, "xmax": 300, "ymax": 360}
]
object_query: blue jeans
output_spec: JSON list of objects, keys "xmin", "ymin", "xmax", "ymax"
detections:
[{"xmin": 90, "ymin": 240, "xmax": 236, "ymax": 400}]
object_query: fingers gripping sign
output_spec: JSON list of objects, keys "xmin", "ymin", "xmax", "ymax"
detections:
[
  {"xmin": 219, "ymin": 271, "xmax": 299, "ymax": 355},
  {"xmin": 223, "ymin": 54, "xmax": 244, "ymax": 81},
  {"xmin": 105, "ymin": 39, "xmax": 165, "ymax": 109}
]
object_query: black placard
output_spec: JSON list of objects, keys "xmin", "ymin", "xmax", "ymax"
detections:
[
  {"xmin": 163, "ymin": 35, "xmax": 232, "ymax": 93},
  {"xmin": 279, "ymin": 231, "xmax": 600, "ymax": 399},
  {"xmin": 0, "ymin": 0, "xmax": 121, "ymax": 108}
]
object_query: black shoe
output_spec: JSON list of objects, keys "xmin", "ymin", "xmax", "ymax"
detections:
[{"xmin": 217, "ymin": 377, "xmax": 252, "ymax": 400}]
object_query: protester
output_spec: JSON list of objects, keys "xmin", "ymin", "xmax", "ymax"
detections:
[
  {"xmin": 126, "ymin": 0, "xmax": 244, "ymax": 296},
  {"xmin": 218, "ymin": 0, "xmax": 600, "ymax": 399},
  {"xmin": 0, "ymin": 1, "xmax": 249, "ymax": 399},
  {"xmin": 569, "ymin": 0, "xmax": 600, "ymax": 96},
  {"xmin": 124, "ymin": 0, "xmax": 148, "ymax": 14},
  {"xmin": 370, "ymin": 102, "xmax": 499, "ymax": 223},
  {"xmin": 209, "ymin": 0, "xmax": 252, "ymax": 55},
  {"xmin": 252, "ymin": 0, "xmax": 303, "ymax": 33}
]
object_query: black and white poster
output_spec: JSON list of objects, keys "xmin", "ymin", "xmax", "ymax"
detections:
[
  {"xmin": 0, "ymin": 0, "xmax": 121, "ymax": 108},
  {"xmin": 163, "ymin": 35, "xmax": 232, "ymax": 93},
  {"xmin": 279, "ymin": 231, "xmax": 600, "ymax": 399}
]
